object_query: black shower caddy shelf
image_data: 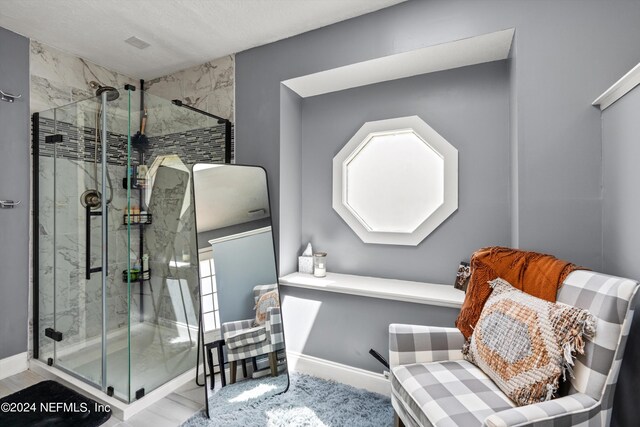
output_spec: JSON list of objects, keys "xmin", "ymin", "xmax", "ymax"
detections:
[
  {"xmin": 122, "ymin": 213, "xmax": 153, "ymax": 225},
  {"xmin": 122, "ymin": 269, "xmax": 151, "ymax": 283},
  {"xmin": 122, "ymin": 177, "xmax": 149, "ymax": 190}
]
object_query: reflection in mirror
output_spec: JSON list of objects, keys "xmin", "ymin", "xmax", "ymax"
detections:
[{"xmin": 193, "ymin": 164, "xmax": 288, "ymax": 419}]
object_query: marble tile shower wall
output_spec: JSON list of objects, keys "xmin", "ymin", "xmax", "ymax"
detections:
[
  {"xmin": 38, "ymin": 158, "xmax": 131, "ymax": 358},
  {"xmin": 30, "ymin": 40, "xmax": 138, "ymax": 133},
  {"xmin": 30, "ymin": 41, "xmax": 139, "ymax": 358},
  {"xmin": 146, "ymin": 54, "xmax": 235, "ymax": 122},
  {"xmin": 31, "ymin": 38, "xmax": 235, "ymax": 359},
  {"xmin": 36, "ymin": 116, "xmax": 232, "ymax": 356}
]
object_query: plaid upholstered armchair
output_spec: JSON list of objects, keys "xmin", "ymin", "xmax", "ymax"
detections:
[
  {"xmin": 221, "ymin": 284, "xmax": 284, "ymax": 384},
  {"xmin": 389, "ymin": 270, "xmax": 639, "ymax": 427}
]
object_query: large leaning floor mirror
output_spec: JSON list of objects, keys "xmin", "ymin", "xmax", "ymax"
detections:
[{"xmin": 193, "ymin": 164, "xmax": 289, "ymax": 419}]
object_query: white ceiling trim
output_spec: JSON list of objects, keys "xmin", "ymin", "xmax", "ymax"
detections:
[
  {"xmin": 282, "ymin": 28, "xmax": 515, "ymax": 98},
  {"xmin": 592, "ymin": 62, "xmax": 640, "ymax": 111}
]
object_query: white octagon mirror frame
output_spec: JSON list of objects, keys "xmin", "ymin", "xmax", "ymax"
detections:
[{"xmin": 332, "ymin": 116, "xmax": 458, "ymax": 246}]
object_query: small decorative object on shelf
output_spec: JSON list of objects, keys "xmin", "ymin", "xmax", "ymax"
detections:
[
  {"xmin": 298, "ymin": 242, "xmax": 314, "ymax": 274},
  {"xmin": 454, "ymin": 261, "xmax": 471, "ymax": 292},
  {"xmin": 313, "ymin": 252, "xmax": 327, "ymax": 278}
]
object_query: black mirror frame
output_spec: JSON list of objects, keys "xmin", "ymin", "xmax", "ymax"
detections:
[{"xmin": 191, "ymin": 163, "xmax": 290, "ymax": 419}]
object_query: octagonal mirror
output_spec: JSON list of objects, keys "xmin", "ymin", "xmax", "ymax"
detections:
[{"xmin": 333, "ymin": 116, "xmax": 458, "ymax": 246}]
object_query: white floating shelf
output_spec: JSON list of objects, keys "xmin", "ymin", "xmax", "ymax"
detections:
[{"xmin": 279, "ymin": 272, "xmax": 464, "ymax": 309}]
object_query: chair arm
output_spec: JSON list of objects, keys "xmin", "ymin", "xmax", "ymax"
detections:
[
  {"xmin": 221, "ymin": 319, "xmax": 254, "ymax": 339},
  {"xmin": 389, "ymin": 324, "xmax": 465, "ymax": 368},
  {"xmin": 265, "ymin": 307, "xmax": 284, "ymax": 346},
  {"xmin": 483, "ymin": 393, "xmax": 598, "ymax": 427}
]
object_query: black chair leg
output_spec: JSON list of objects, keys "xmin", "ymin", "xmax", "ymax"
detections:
[
  {"xmin": 206, "ymin": 344, "xmax": 215, "ymax": 390},
  {"xmin": 268, "ymin": 351, "xmax": 278, "ymax": 377},
  {"xmin": 230, "ymin": 361, "xmax": 237, "ymax": 384},
  {"xmin": 216, "ymin": 341, "xmax": 226, "ymax": 387}
]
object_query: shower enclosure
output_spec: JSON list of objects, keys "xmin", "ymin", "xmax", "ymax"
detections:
[{"xmin": 32, "ymin": 85, "xmax": 231, "ymax": 403}]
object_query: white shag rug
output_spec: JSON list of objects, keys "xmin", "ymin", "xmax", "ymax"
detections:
[{"xmin": 181, "ymin": 373, "xmax": 393, "ymax": 427}]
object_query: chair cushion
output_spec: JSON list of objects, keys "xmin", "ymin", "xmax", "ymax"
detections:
[
  {"xmin": 391, "ymin": 360, "xmax": 515, "ymax": 427},
  {"xmin": 463, "ymin": 278, "xmax": 596, "ymax": 406},
  {"xmin": 225, "ymin": 326, "xmax": 267, "ymax": 350}
]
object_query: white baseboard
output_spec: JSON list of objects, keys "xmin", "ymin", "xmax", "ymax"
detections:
[
  {"xmin": 0, "ymin": 352, "xmax": 28, "ymax": 380},
  {"xmin": 286, "ymin": 351, "xmax": 390, "ymax": 396}
]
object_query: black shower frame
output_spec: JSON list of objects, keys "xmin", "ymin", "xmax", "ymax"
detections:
[{"xmin": 31, "ymin": 85, "xmax": 233, "ymax": 361}]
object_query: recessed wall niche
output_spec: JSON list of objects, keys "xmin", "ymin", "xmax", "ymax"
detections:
[{"xmin": 277, "ymin": 30, "xmax": 512, "ymax": 281}]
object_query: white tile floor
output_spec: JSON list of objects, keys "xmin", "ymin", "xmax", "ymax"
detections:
[{"xmin": 0, "ymin": 370, "xmax": 205, "ymax": 427}]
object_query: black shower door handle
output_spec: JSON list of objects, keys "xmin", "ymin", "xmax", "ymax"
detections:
[{"xmin": 85, "ymin": 205, "xmax": 103, "ymax": 279}]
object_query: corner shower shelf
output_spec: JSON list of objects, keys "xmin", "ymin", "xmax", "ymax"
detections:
[{"xmin": 122, "ymin": 213, "xmax": 152, "ymax": 225}]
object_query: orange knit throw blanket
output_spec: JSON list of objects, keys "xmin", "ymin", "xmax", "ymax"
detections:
[{"xmin": 455, "ymin": 246, "xmax": 584, "ymax": 339}]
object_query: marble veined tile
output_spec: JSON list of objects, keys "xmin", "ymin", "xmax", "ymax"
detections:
[
  {"xmin": 31, "ymin": 75, "xmax": 72, "ymax": 114},
  {"xmin": 144, "ymin": 74, "xmax": 182, "ymax": 102},
  {"xmin": 30, "ymin": 40, "xmax": 84, "ymax": 89},
  {"xmin": 31, "ymin": 40, "xmax": 137, "ymax": 117}
]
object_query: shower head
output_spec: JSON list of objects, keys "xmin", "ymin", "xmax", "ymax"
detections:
[{"xmin": 90, "ymin": 81, "xmax": 120, "ymax": 102}]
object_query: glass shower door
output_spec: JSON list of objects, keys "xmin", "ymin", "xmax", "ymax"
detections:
[
  {"xmin": 39, "ymin": 87, "xmax": 133, "ymax": 401},
  {"xmin": 45, "ymin": 95, "xmax": 106, "ymax": 390}
]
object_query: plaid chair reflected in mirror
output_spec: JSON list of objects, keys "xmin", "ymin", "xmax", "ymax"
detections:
[
  {"xmin": 389, "ymin": 271, "xmax": 639, "ymax": 427},
  {"xmin": 221, "ymin": 284, "xmax": 284, "ymax": 384}
]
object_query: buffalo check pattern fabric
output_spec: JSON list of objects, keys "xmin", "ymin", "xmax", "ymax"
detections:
[
  {"xmin": 389, "ymin": 270, "xmax": 639, "ymax": 427},
  {"xmin": 389, "ymin": 325, "xmax": 465, "ymax": 366},
  {"xmin": 222, "ymin": 285, "xmax": 285, "ymax": 362},
  {"xmin": 391, "ymin": 361, "xmax": 515, "ymax": 427},
  {"xmin": 484, "ymin": 392, "xmax": 599, "ymax": 427},
  {"xmin": 225, "ymin": 325, "xmax": 267, "ymax": 350},
  {"xmin": 223, "ymin": 307, "xmax": 284, "ymax": 361}
]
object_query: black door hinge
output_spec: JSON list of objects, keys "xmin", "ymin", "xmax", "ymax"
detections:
[{"xmin": 45, "ymin": 328, "xmax": 63, "ymax": 342}]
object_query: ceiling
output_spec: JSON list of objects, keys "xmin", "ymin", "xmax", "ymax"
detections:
[
  {"xmin": 193, "ymin": 165, "xmax": 270, "ymax": 232},
  {"xmin": 0, "ymin": 0, "xmax": 406, "ymax": 80}
]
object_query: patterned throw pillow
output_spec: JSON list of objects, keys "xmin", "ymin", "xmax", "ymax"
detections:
[
  {"xmin": 463, "ymin": 278, "xmax": 596, "ymax": 406},
  {"xmin": 254, "ymin": 289, "xmax": 280, "ymax": 326}
]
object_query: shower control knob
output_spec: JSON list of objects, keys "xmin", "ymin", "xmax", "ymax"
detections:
[{"xmin": 0, "ymin": 200, "xmax": 21, "ymax": 209}]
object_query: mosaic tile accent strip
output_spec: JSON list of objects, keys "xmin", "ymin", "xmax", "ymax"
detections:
[{"xmin": 36, "ymin": 117, "xmax": 234, "ymax": 166}]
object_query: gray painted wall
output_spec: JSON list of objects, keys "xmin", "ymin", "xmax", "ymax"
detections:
[
  {"xmin": 236, "ymin": 0, "xmax": 640, "ymax": 275},
  {"xmin": 279, "ymin": 86, "xmax": 303, "ymax": 275},
  {"xmin": 300, "ymin": 61, "xmax": 510, "ymax": 284},
  {"xmin": 601, "ymin": 87, "xmax": 640, "ymax": 427},
  {"xmin": 0, "ymin": 27, "xmax": 30, "ymax": 360},
  {"xmin": 281, "ymin": 287, "xmax": 459, "ymax": 373},
  {"xmin": 235, "ymin": 0, "xmax": 640, "ymax": 424},
  {"xmin": 213, "ymin": 230, "xmax": 278, "ymax": 324}
]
